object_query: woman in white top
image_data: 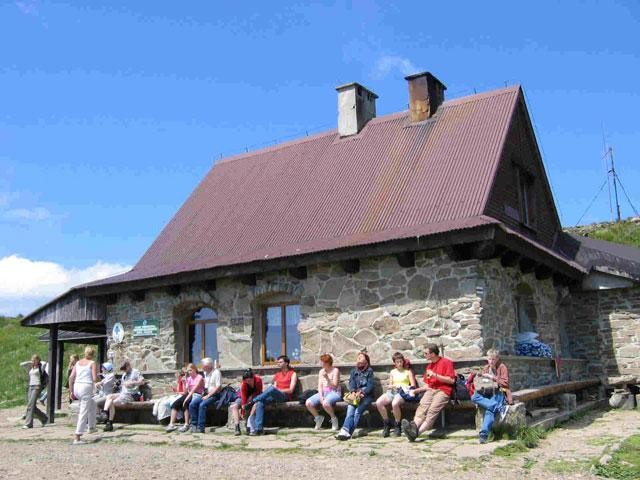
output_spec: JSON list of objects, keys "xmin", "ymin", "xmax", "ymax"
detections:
[
  {"xmin": 23, "ymin": 354, "xmax": 48, "ymax": 429},
  {"xmin": 69, "ymin": 346, "xmax": 98, "ymax": 445}
]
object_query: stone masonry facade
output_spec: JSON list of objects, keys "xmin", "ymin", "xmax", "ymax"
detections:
[
  {"xmin": 104, "ymin": 248, "xmax": 582, "ymax": 389},
  {"xmin": 572, "ymin": 286, "xmax": 640, "ymax": 380}
]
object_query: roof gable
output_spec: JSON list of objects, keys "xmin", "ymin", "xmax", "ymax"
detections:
[{"xmin": 92, "ymin": 86, "xmax": 521, "ymax": 285}]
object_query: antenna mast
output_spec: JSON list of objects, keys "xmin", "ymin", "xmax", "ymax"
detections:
[{"xmin": 607, "ymin": 147, "xmax": 622, "ymax": 222}]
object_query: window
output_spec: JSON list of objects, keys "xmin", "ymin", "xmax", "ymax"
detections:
[
  {"xmin": 187, "ymin": 307, "xmax": 218, "ymax": 364},
  {"xmin": 514, "ymin": 283, "xmax": 537, "ymax": 333},
  {"xmin": 262, "ymin": 304, "xmax": 301, "ymax": 364},
  {"xmin": 516, "ymin": 166, "xmax": 535, "ymax": 227}
]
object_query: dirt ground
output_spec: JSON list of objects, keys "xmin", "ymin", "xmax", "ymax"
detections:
[{"xmin": 0, "ymin": 405, "xmax": 638, "ymax": 479}]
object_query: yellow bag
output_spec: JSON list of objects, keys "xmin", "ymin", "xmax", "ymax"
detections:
[{"xmin": 343, "ymin": 391, "xmax": 360, "ymax": 406}]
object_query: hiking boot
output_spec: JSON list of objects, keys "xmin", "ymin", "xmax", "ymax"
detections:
[
  {"xmin": 382, "ymin": 419, "xmax": 391, "ymax": 438},
  {"xmin": 103, "ymin": 421, "xmax": 113, "ymax": 432},
  {"xmin": 401, "ymin": 419, "xmax": 418, "ymax": 442},
  {"xmin": 335, "ymin": 428, "xmax": 351, "ymax": 441},
  {"xmin": 393, "ymin": 421, "xmax": 402, "ymax": 437},
  {"xmin": 479, "ymin": 436, "xmax": 488, "ymax": 444},
  {"xmin": 234, "ymin": 424, "xmax": 241, "ymax": 436},
  {"xmin": 40, "ymin": 416, "xmax": 48, "ymax": 427},
  {"xmin": 314, "ymin": 415, "xmax": 324, "ymax": 430},
  {"xmin": 330, "ymin": 417, "xmax": 339, "ymax": 431}
]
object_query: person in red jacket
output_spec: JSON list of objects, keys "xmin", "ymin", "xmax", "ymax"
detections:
[
  {"xmin": 402, "ymin": 343, "xmax": 455, "ymax": 442},
  {"xmin": 229, "ymin": 368, "xmax": 263, "ymax": 436}
]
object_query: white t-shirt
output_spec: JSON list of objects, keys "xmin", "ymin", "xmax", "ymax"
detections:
[
  {"xmin": 204, "ymin": 368, "xmax": 221, "ymax": 392},
  {"xmin": 29, "ymin": 367, "xmax": 42, "ymax": 387},
  {"xmin": 121, "ymin": 369, "xmax": 144, "ymax": 394}
]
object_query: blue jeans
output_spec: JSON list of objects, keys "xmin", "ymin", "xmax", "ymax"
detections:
[
  {"xmin": 472, "ymin": 391, "xmax": 505, "ymax": 439},
  {"xmin": 189, "ymin": 394, "xmax": 218, "ymax": 431},
  {"xmin": 342, "ymin": 396, "xmax": 373, "ymax": 435},
  {"xmin": 253, "ymin": 386, "xmax": 288, "ymax": 431}
]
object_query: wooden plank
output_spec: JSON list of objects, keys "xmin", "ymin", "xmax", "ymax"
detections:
[{"xmin": 512, "ymin": 379, "xmax": 600, "ymax": 403}]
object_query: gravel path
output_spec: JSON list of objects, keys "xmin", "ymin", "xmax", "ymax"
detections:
[{"xmin": 0, "ymin": 405, "xmax": 638, "ymax": 479}]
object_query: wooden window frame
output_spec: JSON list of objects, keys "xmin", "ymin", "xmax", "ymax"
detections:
[
  {"xmin": 516, "ymin": 166, "xmax": 535, "ymax": 229},
  {"xmin": 261, "ymin": 302, "xmax": 300, "ymax": 365},
  {"xmin": 186, "ymin": 310, "xmax": 218, "ymax": 364}
]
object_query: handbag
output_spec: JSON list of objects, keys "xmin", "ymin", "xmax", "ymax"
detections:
[{"xmin": 343, "ymin": 391, "xmax": 360, "ymax": 406}]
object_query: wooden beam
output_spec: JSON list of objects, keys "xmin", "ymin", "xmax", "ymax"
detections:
[
  {"xmin": 396, "ymin": 252, "xmax": 415, "ymax": 268},
  {"xmin": 241, "ymin": 274, "xmax": 256, "ymax": 286},
  {"xmin": 166, "ymin": 285, "xmax": 181, "ymax": 297},
  {"xmin": 47, "ymin": 326, "xmax": 58, "ymax": 423},
  {"xmin": 513, "ymin": 379, "xmax": 600, "ymax": 403},
  {"xmin": 340, "ymin": 259, "xmax": 360, "ymax": 274},
  {"xmin": 56, "ymin": 341, "xmax": 64, "ymax": 410},
  {"xmin": 204, "ymin": 279, "xmax": 217, "ymax": 291},
  {"xmin": 534, "ymin": 265, "xmax": 553, "ymax": 280},
  {"xmin": 519, "ymin": 257, "xmax": 537, "ymax": 274},
  {"xmin": 130, "ymin": 290, "xmax": 145, "ymax": 302},
  {"xmin": 500, "ymin": 250, "xmax": 520, "ymax": 268},
  {"xmin": 288, "ymin": 266, "xmax": 307, "ymax": 280}
]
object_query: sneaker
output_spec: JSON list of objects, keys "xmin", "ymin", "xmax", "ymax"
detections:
[
  {"xmin": 249, "ymin": 429, "xmax": 263, "ymax": 436},
  {"xmin": 335, "ymin": 428, "xmax": 351, "ymax": 441},
  {"xmin": 401, "ymin": 419, "xmax": 418, "ymax": 442},
  {"xmin": 22, "ymin": 425, "xmax": 32, "ymax": 429},
  {"xmin": 165, "ymin": 424, "xmax": 177, "ymax": 432},
  {"xmin": 393, "ymin": 421, "xmax": 402, "ymax": 437},
  {"xmin": 103, "ymin": 421, "xmax": 113, "ymax": 432},
  {"xmin": 178, "ymin": 425, "xmax": 190, "ymax": 433},
  {"xmin": 382, "ymin": 419, "xmax": 391, "ymax": 438},
  {"xmin": 73, "ymin": 439, "xmax": 88, "ymax": 445},
  {"xmin": 87, "ymin": 428, "xmax": 98, "ymax": 434},
  {"xmin": 190, "ymin": 426, "xmax": 197, "ymax": 433},
  {"xmin": 499, "ymin": 404, "xmax": 510, "ymax": 422},
  {"xmin": 314, "ymin": 415, "xmax": 325, "ymax": 430},
  {"xmin": 234, "ymin": 424, "xmax": 241, "ymax": 436},
  {"xmin": 196, "ymin": 428, "xmax": 205, "ymax": 434},
  {"xmin": 479, "ymin": 436, "xmax": 488, "ymax": 444},
  {"xmin": 330, "ymin": 417, "xmax": 339, "ymax": 431}
]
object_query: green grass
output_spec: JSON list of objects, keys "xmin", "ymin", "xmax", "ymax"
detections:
[
  {"xmin": 0, "ymin": 316, "xmax": 88, "ymax": 409},
  {"xmin": 545, "ymin": 458, "xmax": 591, "ymax": 474},
  {"xmin": 493, "ymin": 425, "xmax": 548, "ymax": 457},
  {"xmin": 593, "ymin": 434, "xmax": 640, "ymax": 480},
  {"xmin": 566, "ymin": 219, "xmax": 640, "ymax": 249}
]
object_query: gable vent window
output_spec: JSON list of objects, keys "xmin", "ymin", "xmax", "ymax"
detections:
[{"xmin": 516, "ymin": 167, "xmax": 535, "ymax": 228}]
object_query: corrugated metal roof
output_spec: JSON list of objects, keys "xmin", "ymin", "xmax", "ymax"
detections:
[{"xmin": 89, "ymin": 86, "xmax": 522, "ymax": 286}]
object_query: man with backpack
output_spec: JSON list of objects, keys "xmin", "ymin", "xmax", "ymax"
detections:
[{"xmin": 401, "ymin": 344, "xmax": 455, "ymax": 442}]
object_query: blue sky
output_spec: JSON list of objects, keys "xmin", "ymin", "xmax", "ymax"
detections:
[{"xmin": 1, "ymin": 1, "xmax": 639, "ymax": 315}]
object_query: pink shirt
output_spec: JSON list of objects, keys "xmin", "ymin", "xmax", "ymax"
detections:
[{"xmin": 186, "ymin": 374, "xmax": 204, "ymax": 394}]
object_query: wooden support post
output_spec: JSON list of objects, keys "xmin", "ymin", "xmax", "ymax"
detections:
[
  {"xmin": 47, "ymin": 326, "xmax": 58, "ymax": 423},
  {"xmin": 56, "ymin": 341, "xmax": 64, "ymax": 410},
  {"xmin": 98, "ymin": 337, "xmax": 106, "ymax": 365},
  {"xmin": 340, "ymin": 259, "xmax": 360, "ymax": 274}
]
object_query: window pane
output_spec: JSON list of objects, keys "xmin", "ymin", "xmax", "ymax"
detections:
[
  {"xmin": 265, "ymin": 306, "xmax": 282, "ymax": 362},
  {"xmin": 285, "ymin": 305, "xmax": 301, "ymax": 361},
  {"xmin": 189, "ymin": 323, "xmax": 202, "ymax": 364},
  {"xmin": 194, "ymin": 307, "xmax": 217, "ymax": 322},
  {"xmin": 204, "ymin": 322, "xmax": 218, "ymax": 361}
]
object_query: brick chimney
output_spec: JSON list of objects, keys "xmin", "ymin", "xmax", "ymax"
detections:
[
  {"xmin": 404, "ymin": 72, "xmax": 447, "ymax": 122},
  {"xmin": 336, "ymin": 82, "xmax": 378, "ymax": 137}
]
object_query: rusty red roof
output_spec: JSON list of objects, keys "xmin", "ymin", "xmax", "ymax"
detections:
[{"xmin": 89, "ymin": 85, "xmax": 526, "ymax": 287}]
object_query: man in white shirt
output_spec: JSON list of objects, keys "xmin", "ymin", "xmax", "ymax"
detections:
[{"xmin": 188, "ymin": 357, "xmax": 222, "ymax": 433}]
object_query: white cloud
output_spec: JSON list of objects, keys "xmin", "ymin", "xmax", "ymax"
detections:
[
  {"xmin": 372, "ymin": 55, "xmax": 418, "ymax": 79},
  {"xmin": 0, "ymin": 254, "xmax": 131, "ymax": 316},
  {"xmin": 4, "ymin": 206, "xmax": 52, "ymax": 221}
]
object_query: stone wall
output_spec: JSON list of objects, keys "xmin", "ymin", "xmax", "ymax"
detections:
[
  {"xmin": 103, "ymin": 248, "xmax": 574, "ymax": 380},
  {"xmin": 478, "ymin": 259, "xmax": 567, "ymax": 356},
  {"xmin": 575, "ymin": 287, "xmax": 640, "ymax": 377}
]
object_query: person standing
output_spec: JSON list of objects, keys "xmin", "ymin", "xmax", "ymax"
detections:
[
  {"xmin": 22, "ymin": 354, "xmax": 48, "ymax": 429},
  {"xmin": 69, "ymin": 346, "xmax": 98, "ymax": 444},
  {"xmin": 402, "ymin": 344, "xmax": 456, "ymax": 442}
]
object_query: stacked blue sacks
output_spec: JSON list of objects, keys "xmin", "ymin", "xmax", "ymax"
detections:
[{"xmin": 515, "ymin": 332, "xmax": 553, "ymax": 358}]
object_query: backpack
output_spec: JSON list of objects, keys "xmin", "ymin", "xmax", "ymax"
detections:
[
  {"xmin": 39, "ymin": 364, "xmax": 49, "ymax": 387},
  {"xmin": 450, "ymin": 373, "xmax": 470, "ymax": 405}
]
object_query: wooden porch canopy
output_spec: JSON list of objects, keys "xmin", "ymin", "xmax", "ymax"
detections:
[{"xmin": 21, "ymin": 289, "xmax": 106, "ymax": 421}]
